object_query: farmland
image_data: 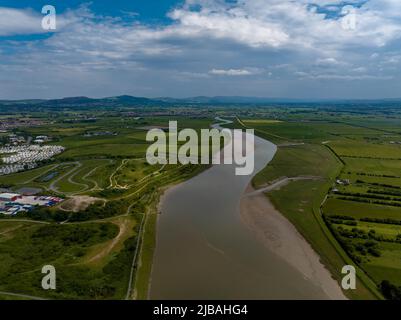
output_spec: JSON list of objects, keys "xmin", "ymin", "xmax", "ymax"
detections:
[
  {"xmin": 323, "ymin": 137, "xmax": 401, "ymax": 298},
  {"xmin": 0, "ymin": 112, "xmax": 212, "ymax": 300},
  {"xmin": 1, "ymin": 103, "xmax": 401, "ymax": 300},
  {"xmin": 238, "ymin": 106, "xmax": 401, "ymax": 300}
]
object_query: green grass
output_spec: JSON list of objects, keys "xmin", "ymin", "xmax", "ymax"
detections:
[
  {"xmin": 329, "ymin": 221, "xmax": 401, "ymax": 287},
  {"xmin": 113, "ymin": 160, "xmax": 161, "ymax": 188},
  {"xmin": 60, "ymin": 143, "xmax": 149, "ymax": 159},
  {"xmin": 0, "ymin": 292, "xmax": 33, "ymax": 300},
  {"xmin": 243, "ymin": 120, "xmax": 331, "ymax": 142},
  {"xmin": 87, "ymin": 160, "xmax": 119, "ymax": 189},
  {"xmin": 342, "ymin": 157, "xmax": 401, "ymax": 177},
  {"xmin": 268, "ymin": 180, "xmax": 378, "ymax": 299},
  {"xmin": 0, "ymin": 221, "xmax": 130, "ymax": 299},
  {"xmin": 0, "ymin": 115, "xmax": 215, "ymax": 299},
  {"xmin": 364, "ymin": 260, "xmax": 401, "ymax": 286},
  {"xmin": 53, "ymin": 159, "xmax": 113, "ymax": 194},
  {"xmin": 323, "ymin": 135, "xmax": 401, "ymax": 297},
  {"xmin": 8, "ymin": 111, "xmax": 401, "ymax": 299},
  {"xmin": 244, "ymin": 117, "xmax": 381, "ymax": 299},
  {"xmin": 0, "ymin": 164, "xmax": 57, "ymax": 186},
  {"xmin": 69, "ymin": 159, "xmax": 111, "ymax": 189},
  {"xmin": 333, "ymin": 222, "xmax": 401, "ymax": 240},
  {"xmin": 134, "ymin": 209, "xmax": 156, "ymax": 300},
  {"xmin": 253, "ymin": 143, "xmax": 337, "ymax": 188},
  {"xmin": 329, "ymin": 140, "xmax": 401, "ymax": 159},
  {"xmin": 323, "ymin": 198, "xmax": 401, "ymax": 220}
]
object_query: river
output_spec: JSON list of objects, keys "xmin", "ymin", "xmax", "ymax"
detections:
[{"xmin": 149, "ymin": 119, "xmax": 338, "ymax": 299}]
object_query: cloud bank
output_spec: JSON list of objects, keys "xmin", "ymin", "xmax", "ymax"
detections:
[{"xmin": 1, "ymin": 0, "xmax": 401, "ymax": 99}]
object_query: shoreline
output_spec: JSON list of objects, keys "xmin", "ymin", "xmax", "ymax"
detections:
[
  {"xmin": 240, "ymin": 184, "xmax": 347, "ymax": 300},
  {"xmin": 146, "ymin": 167, "xmax": 211, "ymax": 300},
  {"xmin": 149, "ymin": 119, "xmax": 346, "ymax": 299},
  {"xmin": 147, "ymin": 184, "xmax": 179, "ymax": 298}
]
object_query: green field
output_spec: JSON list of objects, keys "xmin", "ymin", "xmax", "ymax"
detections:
[
  {"xmin": 2, "ymin": 105, "xmax": 401, "ymax": 300},
  {"xmin": 253, "ymin": 143, "xmax": 337, "ymax": 188},
  {"xmin": 0, "ymin": 220, "xmax": 134, "ymax": 299},
  {"xmin": 246, "ymin": 111, "xmax": 401, "ymax": 300},
  {"xmin": 323, "ymin": 198, "xmax": 401, "ymax": 220},
  {"xmin": 240, "ymin": 116, "xmax": 386, "ymax": 299},
  {"xmin": 0, "ymin": 114, "xmax": 213, "ymax": 300}
]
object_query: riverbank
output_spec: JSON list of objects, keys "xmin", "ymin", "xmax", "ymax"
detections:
[
  {"xmin": 133, "ymin": 165, "xmax": 210, "ymax": 300},
  {"xmin": 150, "ymin": 122, "xmax": 345, "ymax": 299},
  {"xmin": 240, "ymin": 184, "xmax": 347, "ymax": 300}
]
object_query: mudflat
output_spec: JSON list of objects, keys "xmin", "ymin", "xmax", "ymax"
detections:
[{"xmin": 240, "ymin": 184, "xmax": 346, "ymax": 300}]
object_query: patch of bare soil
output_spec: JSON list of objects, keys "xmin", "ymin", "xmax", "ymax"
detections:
[{"xmin": 59, "ymin": 196, "xmax": 105, "ymax": 212}]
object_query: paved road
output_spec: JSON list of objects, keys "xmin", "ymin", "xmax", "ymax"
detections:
[
  {"xmin": 0, "ymin": 219, "xmax": 50, "ymax": 224},
  {"xmin": 49, "ymin": 161, "xmax": 82, "ymax": 193},
  {"xmin": 17, "ymin": 164, "xmax": 59, "ymax": 185}
]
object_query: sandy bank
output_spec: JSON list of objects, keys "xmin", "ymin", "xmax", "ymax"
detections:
[{"xmin": 240, "ymin": 185, "xmax": 347, "ymax": 300}]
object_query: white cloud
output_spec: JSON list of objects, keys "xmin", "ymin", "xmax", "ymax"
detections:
[
  {"xmin": 172, "ymin": 0, "xmax": 401, "ymax": 51},
  {"xmin": 1, "ymin": 1, "xmax": 401, "ymax": 99},
  {"xmin": 168, "ymin": 8, "xmax": 289, "ymax": 48},
  {"xmin": 209, "ymin": 69, "xmax": 255, "ymax": 76},
  {"xmin": 0, "ymin": 7, "xmax": 43, "ymax": 36},
  {"xmin": 315, "ymin": 58, "xmax": 345, "ymax": 66},
  {"xmin": 295, "ymin": 71, "xmax": 393, "ymax": 81},
  {"xmin": 4, "ymin": 1, "xmax": 401, "ymax": 57}
]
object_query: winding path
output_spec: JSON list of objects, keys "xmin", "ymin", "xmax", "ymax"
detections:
[
  {"xmin": 0, "ymin": 291, "xmax": 47, "ymax": 300},
  {"xmin": 246, "ymin": 176, "xmax": 323, "ymax": 196}
]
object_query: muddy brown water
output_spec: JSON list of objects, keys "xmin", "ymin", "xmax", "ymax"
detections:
[{"xmin": 150, "ymin": 127, "xmax": 333, "ymax": 299}]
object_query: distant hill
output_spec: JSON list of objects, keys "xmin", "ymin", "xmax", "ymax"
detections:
[
  {"xmin": 1, "ymin": 95, "xmax": 401, "ymax": 111},
  {"xmin": 40, "ymin": 95, "xmax": 162, "ymax": 107},
  {"xmin": 0, "ymin": 95, "xmax": 166, "ymax": 110},
  {"xmin": 157, "ymin": 96, "xmax": 401, "ymax": 104},
  {"xmin": 156, "ymin": 96, "xmax": 307, "ymax": 104}
]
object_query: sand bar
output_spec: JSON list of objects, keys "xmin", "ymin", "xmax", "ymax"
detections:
[{"xmin": 240, "ymin": 184, "xmax": 347, "ymax": 300}]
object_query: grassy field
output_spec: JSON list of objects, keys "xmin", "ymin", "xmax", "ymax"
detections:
[
  {"xmin": 241, "ymin": 116, "xmax": 383, "ymax": 299},
  {"xmin": 323, "ymin": 199, "xmax": 401, "ymax": 220},
  {"xmin": 0, "ymin": 114, "xmax": 214, "ymax": 300},
  {"xmin": 0, "ymin": 220, "xmax": 132, "ymax": 299},
  {"xmin": 239, "ymin": 109, "xmax": 401, "ymax": 299},
  {"xmin": 0, "ymin": 163, "xmax": 58, "ymax": 186},
  {"xmin": 329, "ymin": 140, "xmax": 401, "ymax": 159},
  {"xmin": 253, "ymin": 143, "xmax": 337, "ymax": 187},
  {"xmin": 324, "ymin": 155, "xmax": 401, "ymax": 294},
  {"xmin": 3, "ymin": 107, "xmax": 401, "ymax": 300},
  {"xmin": 243, "ymin": 119, "xmax": 331, "ymax": 142}
]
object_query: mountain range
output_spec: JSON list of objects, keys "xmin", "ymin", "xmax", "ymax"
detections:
[{"xmin": 1, "ymin": 95, "xmax": 401, "ymax": 109}]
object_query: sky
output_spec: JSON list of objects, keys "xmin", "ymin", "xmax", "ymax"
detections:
[{"xmin": 0, "ymin": 0, "xmax": 401, "ymax": 100}]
